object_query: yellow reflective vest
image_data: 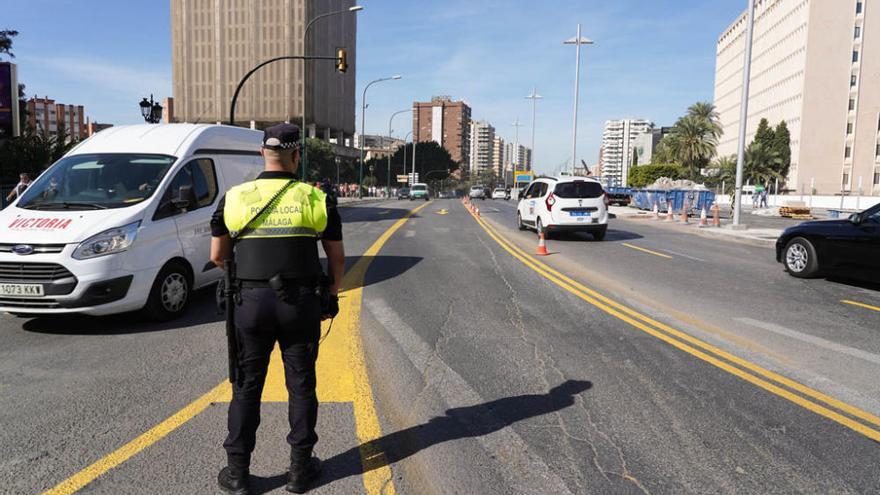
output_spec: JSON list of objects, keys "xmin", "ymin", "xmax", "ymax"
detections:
[{"xmin": 224, "ymin": 179, "xmax": 328, "ymax": 239}]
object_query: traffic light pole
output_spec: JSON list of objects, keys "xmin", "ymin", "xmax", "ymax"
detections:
[{"xmin": 228, "ymin": 54, "xmax": 343, "ymax": 128}]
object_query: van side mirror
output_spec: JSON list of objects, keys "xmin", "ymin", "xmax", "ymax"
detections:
[
  {"xmin": 848, "ymin": 213, "xmax": 862, "ymax": 225},
  {"xmin": 172, "ymin": 185, "xmax": 197, "ymax": 210}
]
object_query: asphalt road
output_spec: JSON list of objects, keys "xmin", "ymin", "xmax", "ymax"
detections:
[{"xmin": 1, "ymin": 199, "xmax": 879, "ymax": 494}]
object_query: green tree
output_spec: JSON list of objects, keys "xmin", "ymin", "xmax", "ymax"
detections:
[
  {"xmin": 772, "ymin": 120, "xmax": 791, "ymax": 180},
  {"xmin": 753, "ymin": 118, "xmax": 775, "ymax": 150},
  {"xmin": 303, "ymin": 138, "xmax": 337, "ymax": 182},
  {"xmin": 0, "ymin": 30, "xmax": 18, "ymax": 59},
  {"xmin": 686, "ymin": 101, "xmax": 722, "ymax": 139},
  {"xmin": 744, "ymin": 141, "xmax": 782, "ymax": 187},
  {"xmin": 627, "ymin": 163, "xmax": 683, "ymax": 188},
  {"xmin": 665, "ymin": 115, "xmax": 718, "ymax": 178}
]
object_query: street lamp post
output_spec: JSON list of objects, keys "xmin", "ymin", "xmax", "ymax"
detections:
[
  {"xmin": 360, "ymin": 75, "xmax": 401, "ymax": 197},
  {"xmin": 387, "ymin": 108, "xmax": 411, "ymax": 189},
  {"xmin": 402, "ymin": 130, "xmax": 412, "ymax": 185},
  {"xmin": 139, "ymin": 94, "xmax": 163, "ymax": 124},
  {"xmin": 511, "ymin": 117, "xmax": 524, "ymax": 185},
  {"xmin": 733, "ymin": 0, "xmax": 756, "ymax": 228},
  {"xmin": 564, "ymin": 24, "xmax": 594, "ymax": 173},
  {"xmin": 301, "ymin": 5, "xmax": 363, "ymax": 180},
  {"xmin": 525, "ymin": 87, "xmax": 542, "ymax": 171}
]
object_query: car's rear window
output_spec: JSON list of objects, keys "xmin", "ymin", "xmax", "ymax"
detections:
[
  {"xmin": 412, "ymin": 185, "xmax": 426, "ymax": 191},
  {"xmin": 554, "ymin": 181, "xmax": 604, "ymax": 198}
]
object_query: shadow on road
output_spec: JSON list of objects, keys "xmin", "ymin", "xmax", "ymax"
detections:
[
  {"xmin": 550, "ymin": 229, "xmax": 644, "ymax": 242},
  {"xmin": 21, "ymin": 287, "xmax": 221, "ymax": 335},
  {"xmin": 826, "ymin": 276, "xmax": 880, "ymax": 293},
  {"xmin": 339, "ymin": 206, "xmax": 420, "ymax": 223},
  {"xmin": 249, "ymin": 379, "xmax": 593, "ymax": 494}
]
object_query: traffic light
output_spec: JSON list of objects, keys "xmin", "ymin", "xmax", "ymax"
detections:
[{"xmin": 336, "ymin": 48, "xmax": 347, "ymax": 73}]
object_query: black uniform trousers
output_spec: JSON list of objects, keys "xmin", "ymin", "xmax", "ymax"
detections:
[{"xmin": 223, "ymin": 285, "xmax": 321, "ymax": 463}]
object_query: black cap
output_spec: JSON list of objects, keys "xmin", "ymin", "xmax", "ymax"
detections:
[{"xmin": 262, "ymin": 123, "xmax": 300, "ymax": 150}]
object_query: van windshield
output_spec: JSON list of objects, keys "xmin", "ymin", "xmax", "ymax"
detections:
[
  {"xmin": 412, "ymin": 185, "xmax": 427, "ymax": 191},
  {"xmin": 554, "ymin": 181, "xmax": 604, "ymax": 199},
  {"xmin": 18, "ymin": 154, "xmax": 176, "ymax": 210}
]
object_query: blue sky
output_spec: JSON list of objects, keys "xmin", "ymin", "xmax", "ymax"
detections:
[{"xmin": 5, "ymin": 0, "xmax": 745, "ymax": 175}]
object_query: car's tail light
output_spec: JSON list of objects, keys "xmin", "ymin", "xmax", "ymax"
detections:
[
  {"xmin": 603, "ymin": 193, "xmax": 609, "ymax": 206},
  {"xmin": 546, "ymin": 193, "xmax": 556, "ymax": 212}
]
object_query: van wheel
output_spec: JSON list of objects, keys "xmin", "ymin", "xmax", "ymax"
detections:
[
  {"xmin": 143, "ymin": 261, "xmax": 191, "ymax": 321},
  {"xmin": 592, "ymin": 226, "xmax": 607, "ymax": 241},
  {"xmin": 537, "ymin": 218, "xmax": 549, "ymax": 239},
  {"xmin": 517, "ymin": 212, "xmax": 526, "ymax": 231}
]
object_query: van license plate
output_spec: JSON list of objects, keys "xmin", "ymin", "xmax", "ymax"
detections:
[
  {"xmin": 0, "ymin": 283, "xmax": 44, "ymax": 297},
  {"xmin": 570, "ymin": 211, "xmax": 589, "ymax": 217}
]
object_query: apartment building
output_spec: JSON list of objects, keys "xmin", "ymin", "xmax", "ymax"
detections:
[
  {"xmin": 505, "ymin": 142, "xmax": 532, "ymax": 171},
  {"xmin": 26, "ymin": 97, "xmax": 87, "ymax": 140},
  {"xmin": 413, "ymin": 96, "xmax": 471, "ymax": 164},
  {"xmin": 171, "ymin": 0, "xmax": 357, "ymax": 142},
  {"xmin": 491, "ymin": 136, "xmax": 506, "ymax": 176},
  {"xmin": 468, "ymin": 120, "xmax": 495, "ymax": 175},
  {"xmin": 715, "ymin": 0, "xmax": 880, "ymax": 194},
  {"xmin": 600, "ymin": 119, "xmax": 652, "ymax": 187}
]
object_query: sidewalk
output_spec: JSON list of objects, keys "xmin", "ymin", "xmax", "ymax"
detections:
[{"xmin": 610, "ymin": 206, "xmax": 785, "ymax": 248}]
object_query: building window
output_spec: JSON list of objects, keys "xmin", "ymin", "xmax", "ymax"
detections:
[
  {"xmin": 876, "ymin": 143, "xmax": 880, "ymax": 156},
  {"xmin": 853, "ymin": 50, "xmax": 860, "ymax": 63},
  {"xmin": 851, "ymin": 74, "xmax": 858, "ymax": 87},
  {"xmin": 845, "ymin": 146, "xmax": 852, "ymax": 158},
  {"xmin": 875, "ymin": 172, "xmax": 880, "ymax": 186},
  {"xmin": 855, "ymin": 26, "xmax": 862, "ymax": 39},
  {"xmin": 849, "ymin": 98, "xmax": 856, "ymax": 111},
  {"xmin": 847, "ymin": 122, "xmax": 854, "ymax": 134},
  {"xmin": 842, "ymin": 173, "xmax": 850, "ymax": 189},
  {"xmin": 857, "ymin": 2, "xmax": 863, "ymax": 14}
]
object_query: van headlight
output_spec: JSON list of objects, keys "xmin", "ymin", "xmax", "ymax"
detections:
[{"xmin": 72, "ymin": 221, "xmax": 141, "ymax": 260}]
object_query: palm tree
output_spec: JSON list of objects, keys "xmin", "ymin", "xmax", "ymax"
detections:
[
  {"xmin": 744, "ymin": 142, "xmax": 783, "ymax": 186},
  {"xmin": 687, "ymin": 101, "xmax": 722, "ymax": 139},
  {"xmin": 666, "ymin": 115, "xmax": 718, "ymax": 178}
]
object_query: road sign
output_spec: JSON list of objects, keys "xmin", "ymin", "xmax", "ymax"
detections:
[
  {"xmin": 396, "ymin": 175, "xmax": 408, "ymax": 183},
  {"xmin": 514, "ymin": 171, "xmax": 534, "ymax": 184}
]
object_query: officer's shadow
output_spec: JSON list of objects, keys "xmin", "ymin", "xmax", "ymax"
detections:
[{"xmin": 250, "ymin": 379, "xmax": 592, "ymax": 493}]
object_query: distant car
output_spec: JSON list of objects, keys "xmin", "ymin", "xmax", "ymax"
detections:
[
  {"xmin": 437, "ymin": 191, "xmax": 453, "ymax": 199},
  {"xmin": 776, "ymin": 203, "xmax": 880, "ymax": 279},
  {"xmin": 410, "ymin": 183, "xmax": 429, "ymax": 201},
  {"xmin": 469, "ymin": 185, "xmax": 487, "ymax": 200},
  {"xmin": 492, "ymin": 188, "xmax": 508, "ymax": 200},
  {"xmin": 397, "ymin": 187, "xmax": 410, "ymax": 200},
  {"xmin": 516, "ymin": 176, "xmax": 609, "ymax": 240}
]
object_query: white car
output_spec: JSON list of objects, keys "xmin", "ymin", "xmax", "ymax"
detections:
[
  {"xmin": 469, "ymin": 185, "xmax": 486, "ymax": 200},
  {"xmin": 0, "ymin": 124, "xmax": 265, "ymax": 320},
  {"xmin": 491, "ymin": 188, "xmax": 508, "ymax": 200},
  {"xmin": 516, "ymin": 176, "xmax": 609, "ymax": 240}
]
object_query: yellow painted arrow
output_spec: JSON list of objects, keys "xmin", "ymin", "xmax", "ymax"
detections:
[{"xmin": 437, "ymin": 209, "xmax": 448, "ymax": 215}]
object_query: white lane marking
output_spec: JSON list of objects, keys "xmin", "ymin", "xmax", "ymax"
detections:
[
  {"xmin": 736, "ymin": 317, "xmax": 880, "ymax": 366},
  {"xmin": 658, "ymin": 248, "xmax": 707, "ymax": 262},
  {"xmin": 364, "ymin": 298, "xmax": 574, "ymax": 495},
  {"xmin": 404, "ymin": 230, "xmax": 416, "ymax": 238}
]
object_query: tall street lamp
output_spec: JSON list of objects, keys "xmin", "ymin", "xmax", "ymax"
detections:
[
  {"xmin": 387, "ymin": 108, "xmax": 411, "ymax": 189},
  {"xmin": 359, "ymin": 75, "xmax": 401, "ymax": 197},
  {"xmin": 511, "ymin": 117, "xmax": 524, "ymax": 185},
  {"xmin": 564, "ymin": 24, "xmax": 593, "ymax": 173},
  {"xmin": 733, "ymin": 0, "xmax": 756, "ymax": 228},
  {"xmin": 139, "ymin": 94, "xmax": 163, "ymax": 124},
  {"xmin": 525, "ymin": 87, "xmax": 542, "ymax": 171},
  {"xmin": 301, "ymin": 5, "xmax": 363, "ymax": 180}
]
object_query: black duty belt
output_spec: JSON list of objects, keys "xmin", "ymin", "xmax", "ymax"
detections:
[{"xmin": 239, "ymin": 276, "xmax": 318, "ymax": 289}]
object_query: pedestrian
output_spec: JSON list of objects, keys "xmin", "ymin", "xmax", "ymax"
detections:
[
  {"xmin": 5, "ymin": 173, "xmax": 31, "ymax": 203},
  {"xmin": 210, "ymin": 123, "xmax": 344, "ymax": 495},
  {"xmin": 760, "ymin": 187, "xmax": 769, "ymax": 208}
]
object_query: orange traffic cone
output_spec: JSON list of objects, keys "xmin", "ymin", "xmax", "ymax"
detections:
[
  {"xmin": 475, "ymin": 207, "xmax": 480, "ymax": 218},
  {"xmin": 699, "ymin": 204, "xmax": 709, "ymax": 227},
  {"xmin": 681, "ymin": 200, "xmax": 689, "ymax": 224},
  {"xmin": 665, "ymin": 201, "xmax": 674, "ymax": 222},
  {"xmin": 711, "ymin": 202, "xmax": 721, "ymax": 227},
  {"xmin": 535, "ymin": 232, "xmax": 549, "ymax": 256}
]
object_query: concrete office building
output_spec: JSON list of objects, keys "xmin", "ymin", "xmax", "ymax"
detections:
[
  {"xmin": 170, "ymin": 0, "xmax": 357, "ymax": 143},
  {"xmin": 468, "ymin": 120, "xmax": 495, "ymax": 175},
  {"xmin": 26, "ymin": 97, "xmax": 87, "ymax": 140},
  {"xmin": 505, "ymin": 142, "xmax": 532, "ymax": 171},
  {"xmin": 633, "ymin": 127, "xmax": 673, "ymax": 166},
  {"xmin": 715, "ymin": 0, "xmax": 880, "ymax": 195},
  {"xmin": 491, "ymin": 136, "xmax": 506, "ymax": 176},
  {"xmin": 600, "ymin": 119, "xmax": 652, "ymax": 186},
  {"xmin": 353, "ymin": 134, "xmax": 404, "ymax": 161},
  {"xmin": 413, "ymin": 96, "xmax": 471, "ymax": 165}
]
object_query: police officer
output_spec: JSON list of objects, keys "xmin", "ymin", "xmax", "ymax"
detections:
[{"xmin": 210, "ymin": 123, "xmax": 344, "ymax": 494}]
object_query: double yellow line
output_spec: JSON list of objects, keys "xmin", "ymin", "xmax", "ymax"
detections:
[{"xmin": 468, "ymin": 207, "xmax": 880, "ymax": 443}]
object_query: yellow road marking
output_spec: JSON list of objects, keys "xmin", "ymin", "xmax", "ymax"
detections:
[
  {"xmin": 437, "ymin": 209, "xmax": 448, "ymax": 215},
  {"xmin": 43, "ymin": 201, "xmax": 431, "ymax": 495},
  {"xmin": 842, "ymin": 299, "xmax": 880, "ymax": 313},
  {"xmin": 622, "ymin": 242, "xmax": 673, "ymax": 259},
  {"xmin": 42, "ymin": 382, "xmax": 230, "ymax": 495},
  {"xmin": 468, "ymin": 207, "xmax": 880, "ymax": 442}
]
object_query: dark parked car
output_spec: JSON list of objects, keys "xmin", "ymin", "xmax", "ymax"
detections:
[
  {"xmin": 776, "ymin": 203, "xmax": 880, "ymax": 280},
  {"xmin": 397, "ymin": 187, "xmax": 410, "ymax": 200}
]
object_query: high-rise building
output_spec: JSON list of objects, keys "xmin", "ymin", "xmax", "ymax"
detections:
[
  {"xmin": 413, "ymin": 96, "xmax": 471, "ymax": 164},
  {"xmin": 468, "ymin": 120, "xmax": 495, "ymax": 174},
  {"xmin": 491, "ymin": 136, "xmax": 506, "ymax": 176},
  {"xmin": 26, "ymin": 97, "xmax": 87, "ymax": 140},
  {"xmin": 170, "ymin": 0, "xmax": 357, "ymax": 142},
  {"xmin": 505, "ymin": 142, "xmax": 532, "ymax": 171},
  {"xmin": 715, "ymin": 0, "xmax": 880, "ymax": 195},
  {"xmin": 633, "ymin": 127, "xmax": 673, "ymax": 166},
  {"xmin": 600, "ymin": 119, "xmax": 652, "ymax": 186}
]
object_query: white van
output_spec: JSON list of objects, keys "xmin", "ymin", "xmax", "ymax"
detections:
[
  {"xmin": 516, "ymin": 176, "xmax": 609, "ymax": 241},
  {"xmin": 0, "ymin": 124, "xmax": 265, "ymax": 319}
]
